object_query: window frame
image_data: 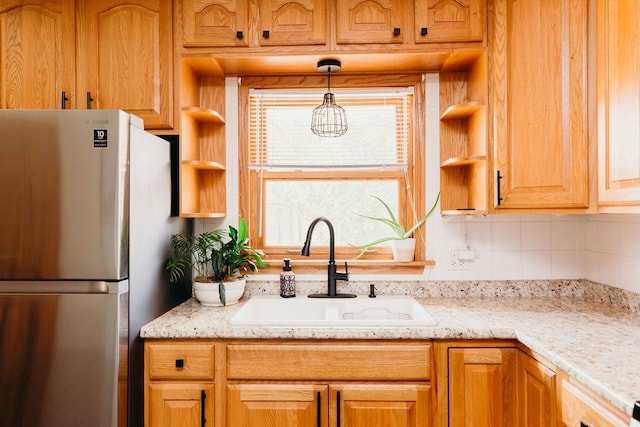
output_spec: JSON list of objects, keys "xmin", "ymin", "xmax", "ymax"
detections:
[{"xmin": 238, "ymin": 74, "xmax": 427, "ymax": 273}]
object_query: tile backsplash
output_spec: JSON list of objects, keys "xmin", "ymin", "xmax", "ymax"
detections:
[{"xmin": 424, "ymin": 214, "xmax": 640, "ymax": 294}]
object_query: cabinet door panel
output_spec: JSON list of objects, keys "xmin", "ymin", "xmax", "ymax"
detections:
[
  {"xmin": 227, "ymin": 383, "xmax": 328, "ymax": 427},
  {"xmin": 76, "ymin": 0, "xmax": 172, "ymax": 129},
  {"xmin": 518, "ymin": 351, "xmax": 555, "ymax": 427},
  {"xmin": 148, "ymin": 383, "xmax": 213, "ymax": 427},
  {"xmin": 0, "ymin": 1, "xmax": 74, "ymax": 109},
  {"xmin": 449, "ymin": 348, "xmax": 517, "ymax": 427},
  {"xmin": 181, "ymin": 0, "xmax": 249, "ymax": 47},
  {"xmin": 491, "ymin": 0, "xmax": 588, "ymax": 209},
  {"xmin": 336, "ymin": 0, "xmax": 403, "ymax": 44},
  {"xmin": 597, "ymin": 0, "xmax": 640, "ymax": 206},
  {"xmin": 259, "ymin": 0, "xmax": 326, "ymax": 46},
  {"xmin": 415, "ymin": 0, "xmax": 484, "ymax": 43},
  {"xmin": 333, "ymin": 384, "xmax": 431, "ymax": 427}
]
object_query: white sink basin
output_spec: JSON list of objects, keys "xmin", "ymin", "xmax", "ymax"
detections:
[{"xmin": 230, "ymin": 295, "xmax": 437, "ymax": 327}]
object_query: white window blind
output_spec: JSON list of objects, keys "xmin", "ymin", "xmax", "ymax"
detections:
[{"xmin": 249, "ymin": 88, "xmax": 413, "ymax": 170}]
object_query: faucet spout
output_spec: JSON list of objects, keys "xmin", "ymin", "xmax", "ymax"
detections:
[
  {"xmin": 300, "ymin": 217, "xmax": 355, "ymax": 298},
  {"xmin": 301, "ymin": 217, "xmax": 336, "ymax": 262}
]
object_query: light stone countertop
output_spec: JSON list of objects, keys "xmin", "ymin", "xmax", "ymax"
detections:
[{"xmin": 141, "ymin": 279, "xmax": 640, "ymax": 419}]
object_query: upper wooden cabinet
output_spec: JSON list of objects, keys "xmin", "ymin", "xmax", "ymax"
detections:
[
  {"xmin": 180, "ymin": 0, "xmax": 485, "ymax": 50},
  {"xmin": 0, "ymin": 0, "xmax": 75, "ymax": 109},
  {"xmin": 415, "ymin": 0, "xmax": 484, "ymax": 43},
  {"xmin": 336, "ymin": 0, "xmax": 404, "ymax": 44},
  {"xmin": 181, "ymin": 0, "xmax": 249, "ymax": 47},
  {"xmin": 181, "ymin": 0, "xmax": 326, "ymax": 47},
  {"xmin": 259, "ymin": 0, "xmax": 326, "ymax": 46},
  {"xmin": 0, "ymin": 0, "xmax": 173, "ymax": 129},
  {"xmin": 76, "ymin": 0, "xmax": 173, "ymax": 129},
  {"xmin": 490, "ymin": 0, "xmax": 589, "ymax": 211},
  {"xmin": 597, "ymin": 0, "xmax": 640, "ymax": 210}
]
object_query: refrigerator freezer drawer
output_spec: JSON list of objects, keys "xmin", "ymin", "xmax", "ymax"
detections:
[{"xmin": 0, "ymin": 285, "xmax": 128, "ymax": 427}]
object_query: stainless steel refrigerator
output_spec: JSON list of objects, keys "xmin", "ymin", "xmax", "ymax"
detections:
[{"xmin": 0, "ymin": 110, "xmax": 191, "ymax": 427}]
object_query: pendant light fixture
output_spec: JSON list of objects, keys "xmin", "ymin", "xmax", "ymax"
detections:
[{"xmin": 310, "ymin": 59, "xmax": 348, "ymax": 138}]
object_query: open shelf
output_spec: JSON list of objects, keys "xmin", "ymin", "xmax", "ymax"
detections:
[
  {"xmin": 179, "ymin": 59, "xmax": 227, "ymax": 218},
  {"xmin": 439, "ymin": 52, "xmax": 488, "ymax": 214},
  {"xmin": 441, "ymin": 155, "xmax": 486, "ymax": 168},
  {"xmin": 182, "ymin": 106, "xmax": 225, "ymax": 123},
  {"xmin": 181, "ymin": 160, "xmax": 226, "ymax": 170},
  {"xmin": 440, "ymin": 102, "xmax": 482, "ymax": 120}
]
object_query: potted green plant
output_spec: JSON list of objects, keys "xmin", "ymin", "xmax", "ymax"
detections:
[
  {"xmin": 350, "ymin": 192, "xmax": 440, "ymax": 262},
  {"xmin": 165, "ymin": 218, "xmax": 266, "ymax": 306}
]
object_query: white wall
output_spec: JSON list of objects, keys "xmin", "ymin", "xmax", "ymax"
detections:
[{"xmin": 197, "ymin": 76, "xmax": 640, "ymax": 294}]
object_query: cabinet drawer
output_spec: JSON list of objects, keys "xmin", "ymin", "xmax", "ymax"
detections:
[
  {"xmin": 148, "ymin": 343, "xmax": 215, "ymax": 380},
  {"xmin": 561, "ymin": 379, "xmax": 628, "ymax": 427},
  {"xmin": 227, "ymin": 342, "xmax": 431, "ymax": 381}
]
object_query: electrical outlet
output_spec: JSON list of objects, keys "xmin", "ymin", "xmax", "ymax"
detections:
[{"xmin": 447, "ymin": 251, "xmax": 469, "ymax": 271}]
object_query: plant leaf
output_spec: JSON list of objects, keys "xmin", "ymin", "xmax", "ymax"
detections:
[
  {"xmin": 404, "ymin": 191, "xmax": 441, "ymax": 238},
  {"xmin": 219, "ymin": 282, "xmax": 226, "ymax": 306}
]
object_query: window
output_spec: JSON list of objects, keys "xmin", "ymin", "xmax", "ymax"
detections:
[{"xmin": 239, "ymin": 75, "xmax": 426, "ymax": 270}]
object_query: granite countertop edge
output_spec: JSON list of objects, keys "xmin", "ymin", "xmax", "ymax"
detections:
[{"xmin": 141, "ymin": 279, "xmax": 640, "ymax": 419}]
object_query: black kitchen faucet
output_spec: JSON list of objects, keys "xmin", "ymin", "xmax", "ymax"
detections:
[{"xmin": 301, "ymin": 217, "xmax": 356, "ymax": 298}]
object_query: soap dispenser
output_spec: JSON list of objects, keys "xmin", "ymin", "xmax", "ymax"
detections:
[{"xmin": 280, "ymin": 258, "xmax": 296, "ymax": 298}]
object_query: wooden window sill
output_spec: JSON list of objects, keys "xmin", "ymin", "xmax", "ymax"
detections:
[{"xmin": 253, "ymin": 259, "xmax": 434, "ymax": 275}]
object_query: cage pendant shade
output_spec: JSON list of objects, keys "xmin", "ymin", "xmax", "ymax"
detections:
[
  {"xmin": 311, "ymin": 93, "xmax": 348, "ymax": 137},
  {"xmin": 311, "ymin": 59, "xmax": 348, "ymax": 138}
]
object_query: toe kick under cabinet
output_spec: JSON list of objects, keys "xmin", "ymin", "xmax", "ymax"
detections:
[{"xmin": 144, "ymin": 340, "xmax": 434, "ymax": 427}]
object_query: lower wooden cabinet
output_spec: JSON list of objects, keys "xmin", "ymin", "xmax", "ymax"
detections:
[
  {"xmin": 148, "ymin": 383, "xmax": 214, "ymax": 427},
  {"xmin": 227, "ymin": 383, "xmax": 431, "ymax": 427},
  {"xmin": 335, "ymin": 384, "xmax": 431, "ymax": 427},
  {"xmin": 559, "ymin": 374, "xmax": 629, "ymax": 427},
  {"xmin": 448, "ymin": 347, "xmax": 518, "ymax": 427},
  {"xmin": 518, "ymin": 350, "xmax": 556, "ymax": 427},
  {"xmin": 144, "ymin": 339, "xmax": 627, "ymax": 427},
  {"xmin": 441, "ymin": 342, "xmax": 556, "ymax": 427}
]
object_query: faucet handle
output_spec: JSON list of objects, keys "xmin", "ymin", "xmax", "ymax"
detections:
[{"xmin": 344, "ymin": 261, "xmax": 348, "ymax": 274}]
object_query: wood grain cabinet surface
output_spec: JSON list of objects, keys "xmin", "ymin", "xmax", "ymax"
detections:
[
  {"xmin": 181, "ymin": 0, "xmax": 326, "ymax": 47},
  {"xmin": 597, "ymin": 0, "xmax": 640, "ymax": 210},
  {"xmin": 559, "ymin": 374, "xmax": 629, "ymax": 427},
  {"xmin": 0, "ymin": 0, "xmax": 173, "ymax": 129},
  {"xmin": 0, "ymin": 0, "xmax": 75, "ymax": 110},
  {"xmin": 145, "ymin": 341, "xmax": 216, "ymax": 427},
  {"xmin": 414, "ymin": 0, "xmax": 484, "ymax": 43},
  {"xmin": 438, "ymin": 342, "xmax": 556, "ymax": 427},
  {"xmin": 76, "ymin": 0, "xmax": 173, "ymax": 129},
  {"xmin": 490, "ymin": 0, "xmax": 589, "ymax": 211}
]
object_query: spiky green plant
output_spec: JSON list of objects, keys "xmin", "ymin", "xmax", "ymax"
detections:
[{"xmin": 349, "ymin": 192, "xmax": 440, "ymax": 258}]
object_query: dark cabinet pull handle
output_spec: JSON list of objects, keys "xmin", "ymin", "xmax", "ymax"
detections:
[
  {"xmin": 316, "ymin": 391, "xmax": 321, "ymax": 427},
  {"xmin": 201, "ymin": 390, "xmax": 207, "ymax": 426},
  {"xmin": 421, "ymin": 27, "xmax": 428, "ymax": 36},
  {"xmin": 86, "ymin": 92, "xmax": 94, "ymax": 109},
  {"xmin": 175, "ymin": 359, "xmax": 184, "ymax": 368},
  {"xmin": 61, "ymin": 91, "xmax": 69, "ymax": 109},
  {"xmin": 496, "ymin": 170, "xmax": 503, "ymax": 205},
  {"xmin": 262, "ymin": 30, "xmax": 270, "ymax": 39},
  {"xmin": 336, "ymin": 390, "xmax": 341, "ymax": 426},
  {"xmin": 393, "ymin": 27, "xmax": 401, "ymax": 36},
  {"xmin": 236, "ymin": 31, "xmax": 243, "ymax": 39}
]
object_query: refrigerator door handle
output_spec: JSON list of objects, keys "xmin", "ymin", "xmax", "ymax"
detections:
[{"xmin": 0, "ymin": 281, "xmax": 128, "ymax": 295}]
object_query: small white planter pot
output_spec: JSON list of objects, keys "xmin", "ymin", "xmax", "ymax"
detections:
[
  {"xmin": 193, "ymin": 278, "xmax": 246, "ymax": 306},
  {"xmin": 391, "ymin": 238, "xmax": 416, "ymax": 262}
]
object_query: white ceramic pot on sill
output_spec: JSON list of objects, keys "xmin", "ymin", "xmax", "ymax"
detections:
[
  {"xmin": 391, "ymin": 238, "xmax": 416, "ymax": 262},
  {"xmin": 193, "ymin": 278, "xmax": 246, "ymax": 306}
]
